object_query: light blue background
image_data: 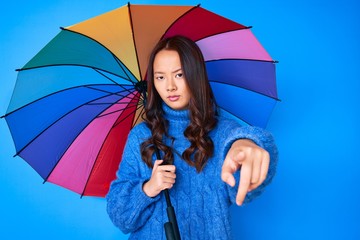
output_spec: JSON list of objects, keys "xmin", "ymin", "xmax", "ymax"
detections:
[{"xmin": 1, "ymin": 0, "xmax": 359, "ymax": 239}]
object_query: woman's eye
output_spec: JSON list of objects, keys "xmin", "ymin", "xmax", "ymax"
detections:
[
  {"xmin": 155, "ymin": 76, "xmax": 164, "ymax": 80},
  {"xmin": 176, "ymin": 73, "xmax": 183, "ymax": 78}
]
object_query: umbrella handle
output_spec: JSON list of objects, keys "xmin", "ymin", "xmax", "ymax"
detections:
[
  {"xmin": 164, "ymin": 221, "xmax": 176, "ymax": 240},
  {"xmin": 166, "ymin": 205, "xmax": 181, "ymax": 240},
  {"xmin": 154, "ymin": 148, "xmax": 181, "ymax": 240}
]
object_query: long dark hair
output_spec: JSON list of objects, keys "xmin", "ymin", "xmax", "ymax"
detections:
[{"xmin": 140, "ymin": 35, "xmax": 218, "ymax": 172}]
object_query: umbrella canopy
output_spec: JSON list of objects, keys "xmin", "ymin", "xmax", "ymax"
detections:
[{"xmin": 3, "ymin": 3, "xmax": 278, "ymax": 197}]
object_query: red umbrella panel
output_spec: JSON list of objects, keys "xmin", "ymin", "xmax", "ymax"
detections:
[{"xmin": 3, "ymin": 4, "xmax": 278, "ymax": 197}]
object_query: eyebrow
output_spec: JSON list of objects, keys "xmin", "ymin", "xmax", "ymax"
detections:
[{"xmin": 154, "ymin": 68, "xmax": 182, "ymax": 74}]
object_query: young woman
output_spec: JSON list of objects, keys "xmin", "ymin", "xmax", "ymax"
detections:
[{"xmin": 106, "ymin": 36, "xmax": 278, "ymax": 240}]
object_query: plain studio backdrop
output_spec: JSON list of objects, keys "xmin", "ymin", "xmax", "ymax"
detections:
[{"xmin": 0, "ymin": 0, "xmax": 359, "ymax": 239}]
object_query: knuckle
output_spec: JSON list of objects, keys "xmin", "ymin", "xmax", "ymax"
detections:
[{"xmin": 251, "ymin": 178, "xmax": 258, "ymax": 184}]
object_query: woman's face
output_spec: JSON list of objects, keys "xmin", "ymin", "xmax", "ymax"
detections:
[{"xmin": 153, "ymin": 49, "xmax": 191, "ymax": 110}]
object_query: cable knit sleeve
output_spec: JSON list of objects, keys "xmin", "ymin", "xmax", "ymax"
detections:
[
  {"xmin": 219, "ymin": 119, "xmax": 278, "ymax": 205},
  {"xmin": 106, "ymin": 125, "xmax": 160, "ymax": 234}
]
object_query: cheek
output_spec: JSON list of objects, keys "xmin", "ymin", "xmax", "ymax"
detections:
[
  {"xmin": 183, "ymin": 83, "xmax": 191, "ymax": 98},
  {"xmin": 154, "ymin": 82, "xmax": 166, "ymax": 99},
  {"xmin": 154, "ymin": 81, "xmax": 162, "ymax": 94},
  {"xmin": 154, "ymin": 82, "xmax": 159, "ymax": 93}
]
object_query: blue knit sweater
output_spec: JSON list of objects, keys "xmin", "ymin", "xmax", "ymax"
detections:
[{"xmin": 106, "ymin": 104, "xmax": 278, "ymax": 240}]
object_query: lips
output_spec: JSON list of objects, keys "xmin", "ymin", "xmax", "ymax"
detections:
[{"xmin": 168, "ymin": 95, "xmax": 180, "ymax": 102}]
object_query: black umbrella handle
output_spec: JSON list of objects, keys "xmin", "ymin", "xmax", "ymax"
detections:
[
  {"xmin": 164, "ymin": 221, "xmax": 175, "ymax": 240},
  {"xmin": 166, "ymin": 203, "xmax": 181, "ymax": 240},
  {"xmin": 155, "ymin": 148, "xmax": 181, "ymax": 240}
]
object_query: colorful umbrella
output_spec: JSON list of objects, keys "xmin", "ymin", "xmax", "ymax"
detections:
[{"xmin": 2, "ymin": 4, "xmax": 278, "ymax": 197}]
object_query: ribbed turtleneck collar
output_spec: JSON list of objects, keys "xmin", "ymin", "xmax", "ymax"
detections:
[{"xmin": 162, "ymin": 102, "xmax": 190, "ymax": 123}]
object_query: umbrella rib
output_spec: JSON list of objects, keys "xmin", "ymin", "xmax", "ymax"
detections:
[
  {"xmin": 60, "ymin": 27, "xmax": 140, "ymax": 82},
  {"xmin": 85, "ymin": 85, "xmax": 135, "ymax": 98},
  {"xmin": 206, "ymin": 58, "xmax": 278, "ymax": 64},
  {"xmin": 90, "ymin": 69, "xmax": 145, "ymax": 104},
  {"xmin": 209, "ymin": 80, "xmax": 281, "ymax": 101},
  {"xmin": 88, "ymin": 101, "xmax": 140, "ymax": 108},
  {"xmin": 106, "ymin": 91, "xmax": 144, "ymax": 130},
  {"xmin": 90, "ymin": 84, "xmax": 142, "ymax": 109},
  {"xmin": 13, "ymin": 90, "xmax": 128, "ymax": 157},
  {"xmin": 194, "ymin": 27, "xmax": 252, "ymax": 43},
  {"xmin": 88, "ymin": 101, "xmax": 137, "ymax": 106},
  {"xmin": 112, "ymin": 54, "xmax": 139, "ymax": 83},
  {"xmin": 4, "ymin": 84, "xmax": 131, "ymax": 118},
  {"xmin": 95, "ymin": 101, "xmax": 142, "ymax": 119},
  {"xmin": 217, "ymin": 105, "xmax": 252, "ymax": 126},
  {"xmin": 131, "ymin": 105, "xmax": 145, "ymax": 128},
  {"xmin": 112, "ymin": 103, "xmax": 144, "ymax": 129},
  {"xmin": 17, "ymin": 64, "xmax": 134, "ymax": 83},
  {"xmin": 42, "ymin": 91, "xmax": 138, "ymax": 185},
  {"xmin": 160, "ymin": 5, "xmax": 249, "ymax": 42},
  {"xmin": 127, "ymin": 3, "xmax": 143, "ymax": 81},
  {"xmin": 160, "ymin": 4, "xmax": 200, "ymax": 40},
  {"xmin": 80, "ymin": 93, "xmax": 142, "ymax": 197},
  {"xmin": 92, "ymin": 68, "xmax": 139, "ymax": 98}
]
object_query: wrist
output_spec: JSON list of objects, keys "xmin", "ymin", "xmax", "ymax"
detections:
[
  {"xmin": 142, "ymin": 180, "xmax": 158, "ymax": 198},
  {"xmin": 232, "ymin": 139, "xmax": 256, "ymax": 148}
]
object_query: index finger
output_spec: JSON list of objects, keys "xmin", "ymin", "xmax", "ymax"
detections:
[
  {"xmin": 236, "ymin": 162, "xmax": 252, "ymax": 206},
  {"xmin": 158, "ymin": 164, "xmax": 176, "ymax": 172}
]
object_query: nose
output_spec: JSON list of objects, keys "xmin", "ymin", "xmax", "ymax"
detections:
[{"xmin": 167, "ymin": 79, "xmax": 177, "ymax": 92}]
